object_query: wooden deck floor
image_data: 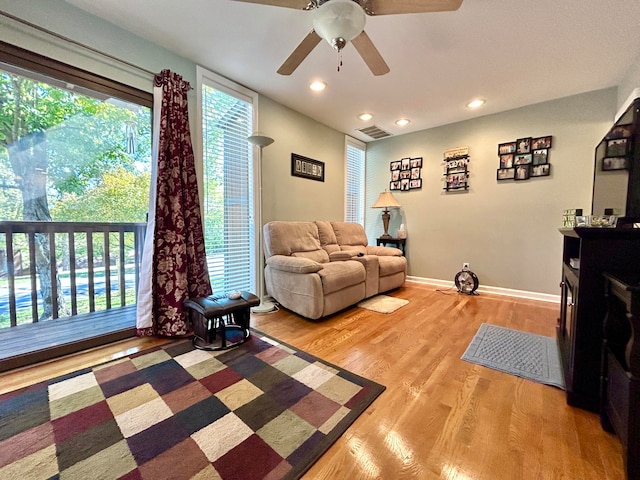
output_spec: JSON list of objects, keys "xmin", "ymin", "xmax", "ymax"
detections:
[{"xmin": 0, "ymin": 305, "xmax": 137, "ymax": 372}]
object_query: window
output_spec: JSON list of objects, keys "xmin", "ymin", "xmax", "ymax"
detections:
[
  {"xmin": 0, "ymin": 41, "xmax": 152, "ymax": 324},
  {"xmin": 345, "ymin": 137, "xmax": 366, "ymax": 224},
  {"xmin": 198, "ymin": 67, "xmax": 258, "ymax": 295}
]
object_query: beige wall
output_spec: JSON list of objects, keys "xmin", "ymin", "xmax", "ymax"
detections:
[
  {"xmin": 258, "ymin": 95, "xmax": 346, "ymax": 224},
  {"xmin": 364, "ymin": 88, "xmax": 618, "ymax": 296}
]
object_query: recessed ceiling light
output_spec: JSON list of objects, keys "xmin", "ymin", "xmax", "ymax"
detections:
[
  {"xmin": 358, "ymin": 113, "xmax": 373, "ymax": 121},
  {"xmin": 309, "ymin": 81, "xmax": 326, "ymax": 91},
  {"xmin": 467, "ymin": 98, "xmax": 486, "ymax": 109},
  {"xmin": 395, "ymin": 118, "xmax": 410, "ymax": 127}
]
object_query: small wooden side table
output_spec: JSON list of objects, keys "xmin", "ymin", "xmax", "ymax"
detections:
[{"xmin": 376, "ymin": 237, "xmax": 406, "ymax": 256}]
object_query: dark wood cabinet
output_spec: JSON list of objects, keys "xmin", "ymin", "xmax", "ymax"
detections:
[
  {"xmin": 601, "ymin": 272, "xmax": 640, "ymax": 480},
  {"xmin": 557, "ymin": 228, "xmax": 640, "ymax": 412}
]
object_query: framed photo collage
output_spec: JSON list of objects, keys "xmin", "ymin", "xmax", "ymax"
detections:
[{"xmin": 497, "ymin": 135, "xmax": 552, "ymax": 181}]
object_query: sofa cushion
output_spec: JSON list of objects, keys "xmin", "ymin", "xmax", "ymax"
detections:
[
  {"xmin": 331, "ymin": 221, "xmax": 368, "ymax": 248},
  {"xmin": 266, "ymin": 255, "xmax": 324, "ymax": 274},
  {"xmin": 317, "ymin": 261, "xmax": 365, "ymax": 295},
  {"xmin": 263, "ymin": 221, "xmax": 325, "ymax": 259},
  {"xmin": 292, "ymin": 249, "xmax": 330, "ymax": 263},
  {"xmin": 378, "ymin": 255, "xmax": 407, "ymax": 276},
  {"xmin": 315, "ymin": 220, "xmax": 341, "ymax": 254}
]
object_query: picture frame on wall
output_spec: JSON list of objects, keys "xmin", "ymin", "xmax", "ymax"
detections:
[
  {"xmin": 602, "ymin": 157, "xmax": 628, "ymax": 171},
  {"xmin": 498, "ymin": 142, "xmax": 517, "ymax": 155},
  {"xmin": 401, "ymin": 158, "xmax": 411, "ymax": 170},
  {"xmin": 514, "ymin": 153, "xmax": 532, "ymax": 165},
  {"xmin": 516, "ymin": 137, "xmax": 531, "ymax": 154},
  {"xmin": 606, "ymin": 138, "xmax": 627, "ymax": 157},
  {"xmin": 515, "ymin": 165, "xmax": 530, "ymax": 180},
  {"xmin": 390, "ymin": 160, "xmax": 401, "ymax": 171},
  {"xmin": 499, "ymin": 154, "xmax": 514, "ymax": 168},
  {"xmin": 410, "ymin": 179, "xmax": 422, "ymax": 189},
  {"xmin": 291, "ymin": 153, "xmax": 324, "ymax": 182},
  {"xmin": 532, "ymin": 149, "xmax": 548, "ymax": 165},
  {"xmin": 605, "ymin": 125, "xmax": 631, "ymax": 140},
  {"xmin": 390, "ymin": 181, "xmax": 401, "ymax": 190},
  {"xmin": 531, "ymin": 136, "xmax": 552, "ymax": 149},
  {"xmin": 531, "ymin": 164, "xmax": 551, "ymax": 177},
  {"xmin": 497, "ymin": 168, "xmax": 515, "ymax": 180}
]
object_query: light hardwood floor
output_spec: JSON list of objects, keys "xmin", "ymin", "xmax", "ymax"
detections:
[{"xmin": 0, "ymin": 282, "xmax": 624, "ymax": 479}]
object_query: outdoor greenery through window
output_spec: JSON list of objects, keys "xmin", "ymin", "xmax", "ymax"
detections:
[
  {"xmin": 0, "ymin": 50, "xmax": 152, "ymax": 328},
  {"xmin": 200, "ymin": 73, "xmax": 256, "ymax": 295}
]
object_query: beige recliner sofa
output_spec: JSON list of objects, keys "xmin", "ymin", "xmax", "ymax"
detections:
[{"xmin": 263, "ymin": 220, "xmax": 406, "ymax": 319}]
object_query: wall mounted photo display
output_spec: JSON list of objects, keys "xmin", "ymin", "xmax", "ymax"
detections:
[
  {"xmin": 532, "ymin": 149, "xmax": 548, "ymax": 165},
  {"xmin": 605, "ymin": 124, "xmax": 632, "ymax": 140},
  {"xmin": 497, "ymin": 135, "xmax": 552, "ymax": 182},
  {"xmin": 606, "ymin": 138, "xmax": 627, "ymax": 157},
  {"xmin": 514, "ymin": 153, "xmax": 532, "ymax": 165},
  {"xmin": 498, "ymin": 142, "xmax": 517, "ymax": 155},
  {"xmin": 390, "ymin": 157, "xmax": 422, "ymax": 190},
  {"xmin": 499, "ymin": 154, "xmax": 514, "ymax": 168},
  {"xmin": 531, "ymin": 163, "xmax": 551, "ymax": 177},
  {"xmin": 531, "ymin": 136, "xmax": 552, "ymax": 149},
  {"xmin": 602, "ymin": 157, "xmax": 629, "ymax": 171},
  {"xmin": 516, "ymin": 137, "xmax": 531, "ymax": 154},
  {"xmin": 497, "ymin": 167, "xmax": 515, "ymax": 180},
  {"xmin": 515, "ymin": 165, "xmax": 530, "ymax": 180},
  {"xmin": 443, "ymin": 146, "xmax": 470, "ymax": 191},
  {"xmin": 291, "ymin": 153, "xmax": 324, "ymax": 182}
]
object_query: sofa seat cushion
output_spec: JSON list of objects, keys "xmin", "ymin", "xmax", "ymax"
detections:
[
  {"xmin": 378, "ymin": 255, "xmax": 407, "ymax": 276},
  {"xmin": 317, "ymin": 261, "xmax": 365, "ymax": 295}
]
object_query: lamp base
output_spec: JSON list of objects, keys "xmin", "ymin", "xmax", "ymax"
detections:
[
  {"xmin": 379, "ymin": 233, "xmax": 393, "ymax": 239},
  {"xmin": 251, "ymin": 299, "xmax": 276, "ymax": 314}
]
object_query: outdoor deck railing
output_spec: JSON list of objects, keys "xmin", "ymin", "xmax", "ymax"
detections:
[{"xmin": 0, "ymin": 221, "xmax": 146, "ymax": 328}]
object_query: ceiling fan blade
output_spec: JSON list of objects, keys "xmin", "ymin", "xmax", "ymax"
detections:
[
  {"xmin": 366, "ymin": 0, "xmax": 463, "ymax": 15},
  {"xmin": 277, "ymin": 30, "xmax": 322, "ymax": 75},
  {"xmin": 351, "ymin": 31, "xmax": 390, "ymax": 76},
  {"xmin": 230, "ymin": 0, "xmax": 309, "ymax": 9}
]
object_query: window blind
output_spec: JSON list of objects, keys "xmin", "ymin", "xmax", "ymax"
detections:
[
  {"xmin": 345, "ymin": 137, "xmax": 366, "ymax": 224},
  {"xmin": 201, "ymin": 80, "xmax": 255, "ymax": 294}
]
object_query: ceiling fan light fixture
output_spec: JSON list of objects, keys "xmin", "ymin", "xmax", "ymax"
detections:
[{"xmin": 313, "ymin": 0, "xmax": 366, "ymax": 52}]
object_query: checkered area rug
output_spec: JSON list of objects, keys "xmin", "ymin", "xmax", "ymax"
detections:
[
  {"xmin": 461, "ymin": 323, "xmax": 565, "ymax": 389},
  {"xmin": 0, "ymin": 332, "xmax": 385, "ymax": 480}
]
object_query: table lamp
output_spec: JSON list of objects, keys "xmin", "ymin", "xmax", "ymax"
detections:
[{"xmin": 371, "ymin": 190, "xmax": 400, "ymax": 239}]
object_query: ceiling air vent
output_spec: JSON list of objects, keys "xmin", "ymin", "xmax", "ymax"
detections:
[{"xmin": 357, "ymin": 125, "xmax": 392, "ymax": 140}]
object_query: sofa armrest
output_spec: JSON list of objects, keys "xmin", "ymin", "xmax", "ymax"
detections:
[
  {"xmin": 329, "ymin": 250, "xmax": 360, "ymax": 261},
  {"xmin": 366, "ymin": 245, "xmax": 402, "ymax": 256},
  {"xmin": 266, "ymin": 255, "xmax": 323, "ymax": 274}
]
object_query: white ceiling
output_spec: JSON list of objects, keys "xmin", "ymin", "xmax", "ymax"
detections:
[{"xmin": 63, "ymin": 0, "xmax": 640, "ymax": 142}]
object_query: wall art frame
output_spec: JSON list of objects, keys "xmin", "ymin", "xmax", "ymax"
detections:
[{"xmin": 291, "ymin": 153, "xmax": 324, "ymax": 182}]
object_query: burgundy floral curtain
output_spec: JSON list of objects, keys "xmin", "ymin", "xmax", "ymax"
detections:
[{"xmin": 136, "ymin": 69, "xmax": 212, "ymax": 336}]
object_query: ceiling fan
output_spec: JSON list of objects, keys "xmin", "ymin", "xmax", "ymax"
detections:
[{"xmin": 230, "ymin": 0, "xmax": 463, "ymax": 76}]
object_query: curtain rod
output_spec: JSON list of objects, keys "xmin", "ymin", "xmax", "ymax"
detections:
[{"xmin": 0, "ymin": 9, "xmax": 156, "ymax": 77}]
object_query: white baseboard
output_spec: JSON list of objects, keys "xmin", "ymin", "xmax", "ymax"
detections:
[{"xmin": 406, "ymin": 276, "xmax": 560, "ymax": 304}]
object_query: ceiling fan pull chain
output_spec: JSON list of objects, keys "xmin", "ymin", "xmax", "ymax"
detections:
[{"xmin": 337, "ymin": 50, "xmax": 343, "ymax": 72}]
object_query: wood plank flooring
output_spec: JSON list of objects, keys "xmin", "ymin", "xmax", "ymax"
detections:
[{"xmin": 0, "ymin": 282, "xmax": 624, "ymax": 479}]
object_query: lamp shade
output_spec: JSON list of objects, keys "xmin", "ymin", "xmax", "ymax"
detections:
[
  {"xmin": 371, "ymin": 190, "xmax": 401, "ymax": 209},
  {"xmin": 313, "ymin": 0, "xmax": 366, "ymax": 51},
  {"xmin": 247, "ymin": 133, "xmax": 274, "ymax": 148}
]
